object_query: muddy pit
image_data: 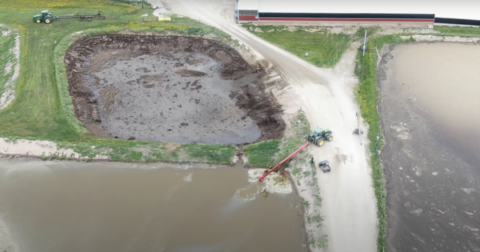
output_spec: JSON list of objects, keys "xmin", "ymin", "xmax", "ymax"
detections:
[
  {"xmin": 378, "ymin": 43, "xmax": 480, "ymax": 252},
  {"xmin": 65, "ymin": 35, "xmax": 285, "ymax": 144}
]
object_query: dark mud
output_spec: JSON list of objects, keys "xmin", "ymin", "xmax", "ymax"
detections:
[
  {"xmin": 379, "ymin": 43, "xmax": 480, "ymax": 252},
  {"xmin": 65, "ymin": 35, "xmax": 285, "ymax": 144}
]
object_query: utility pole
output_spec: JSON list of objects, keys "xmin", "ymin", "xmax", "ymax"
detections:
[{"xmin": 362, "ymin": 30, "xmax": 367, "ymax": 57}]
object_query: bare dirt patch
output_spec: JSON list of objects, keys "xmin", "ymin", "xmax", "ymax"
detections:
[
  {"xmin": 65, "ymin": 35, "xmax": 285, "ymax": 144},
  {"xmin": 0, "ymin": 25, "xmax": 20, "ymax": 111}
]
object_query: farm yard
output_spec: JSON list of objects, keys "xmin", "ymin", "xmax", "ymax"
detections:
[{"xmin": 1, "ymin": 0, "xmax": 480, "ymax": 252}]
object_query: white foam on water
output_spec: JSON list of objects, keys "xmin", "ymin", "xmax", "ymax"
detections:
[
  {"xmin": 2, "ymin": 163, "xmax": 53, "ymax": 181},
  {"xmin": 183, "ymin": 173, "xmax": 193, "ymax": 182},
  {"xmin": 235, "ymin": 183, "xmax": 262, "ymax": 201},
  {"xmin": 247, "ymin": 169, "xmax": 293, "ymax": 194}
]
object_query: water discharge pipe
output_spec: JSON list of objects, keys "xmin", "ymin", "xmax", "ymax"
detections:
[{"xmin": 258, "ymin": 142, "xmax": 311, "ymax": 182}]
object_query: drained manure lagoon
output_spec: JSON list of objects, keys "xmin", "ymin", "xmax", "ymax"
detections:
[{"xmin": 66, "ymin": 35, "xmax": 285, "ymax": 144}]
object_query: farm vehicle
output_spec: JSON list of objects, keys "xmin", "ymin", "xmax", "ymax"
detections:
[
  {"xmin": 259, "ymin": 127, "xmax": 334, "ymax": 182},
  {"xmin": 307, "ymin": 127, "xmax": 333, "ymax": 147}
]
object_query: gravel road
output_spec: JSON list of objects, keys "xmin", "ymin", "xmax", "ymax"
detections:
[{"xmin": 166, "ymin": 0, "xmax": 378, "ymax": 251}]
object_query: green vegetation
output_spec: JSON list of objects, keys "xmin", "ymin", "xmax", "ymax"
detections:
[
  {"xmin": 0, "ymin": 0, "xmax": 152, "ymax": 140},
  {"xmin": 302, "ymin": 200, "xmax": 310, "ymax": 209},
  {"xmin": 434, "ymin": 26, "xmax": 480, "ymax": 37},
  {"xmin": 0, "ymin": 26, "xmax": 16, "ymax": 99},
  {"xmin": 0, "ymin": 0, "xmax": 238, "ymax": 163},
  {"xmin": 290, "ymin": 152, "xmax": 326, "ymax": 249},
  {"xmin": 307, "ymin": 214, "xmax": 322, "ymax": 224},
  {"xmin": 171, "ymin": 143, "xmax": 235, "ymax": 164},
  {"xmin": 244, "ymin": 112, "xmax": 310, "ymax": 167},
  {"xmin": 243, "ymin": 25, "xmax": 351, "ymax": 68},
  {"xmin": 277, "ymin": 112, "xmax": 310, "ymax": 158},
  {"xmin": 243, "ymin": 140, "xmax": 280, "ymax": 167},
  {"xmin": 292, "ymin": 167, "xmax": 301, "ymax": 176},
  {"xmin": 355, "ymin": 30, "xmax": 409, "ymax": 252}
]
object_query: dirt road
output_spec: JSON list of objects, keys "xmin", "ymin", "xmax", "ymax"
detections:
[{"xmin": 167, "ymin": 0, "xmax": 377, "ymax": 251}]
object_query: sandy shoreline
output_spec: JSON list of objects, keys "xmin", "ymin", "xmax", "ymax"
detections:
[{"xmin": 0, "ymin": 138, "xmax": 108, "ymax": 160}]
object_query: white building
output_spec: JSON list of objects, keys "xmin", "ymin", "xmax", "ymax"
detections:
[{"xmin": 237, "ymin": 0, "xmax": 480, "ymax": 25}]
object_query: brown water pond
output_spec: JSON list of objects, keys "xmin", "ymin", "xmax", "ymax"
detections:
[
  {"xmin": 0, "ymin": 160, "xmax": 306, "ymax": 252},
  {"xmin": 378, "ymin": 42, "xmax": 480, "ymax": 252}
]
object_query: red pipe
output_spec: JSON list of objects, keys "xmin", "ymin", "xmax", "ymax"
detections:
[{"xmin": 258, "ymin": 142, "xmax": 311, "ymax": 182}]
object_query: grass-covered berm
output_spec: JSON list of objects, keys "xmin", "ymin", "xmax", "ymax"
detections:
[{"xmin": 243, "ymin": 24, "xmax": 352, "ymax": 68}]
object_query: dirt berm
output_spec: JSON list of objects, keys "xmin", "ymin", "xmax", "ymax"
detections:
[{"xmin": 65, "ymin": 35, "xmax": 285, "ymax": 144}]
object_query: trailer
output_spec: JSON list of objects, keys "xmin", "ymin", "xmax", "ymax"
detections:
[{"xmin": 55, "ymin": 11, "xmax": 105, "ymax": 21}]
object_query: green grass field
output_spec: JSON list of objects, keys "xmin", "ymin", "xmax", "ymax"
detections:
[
  {"xmin": 0, "ymin": 0, "xmax": 237, "ymax": 162},
  {"xmin": 243, "ymin": 25, "xmax": 351, "ymax": 68},
  {"xmin": 433, "ymin": 26, "xmax": 480, "ymax": 37},
  {"xmin": 0, "ymin": 0, "xmax": 147, "ymax": 140},
  {"xmin": 244, "ymin": 112, "xmax": 310, "ymax": 167}
]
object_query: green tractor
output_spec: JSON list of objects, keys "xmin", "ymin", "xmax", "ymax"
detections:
[
  {"xmin": 33, "ymin": 10, "xmax": 54, "ymax": 24},
  {"xmin": 307, "ymin": 127, "xmax": 333, "ymax": 147}
]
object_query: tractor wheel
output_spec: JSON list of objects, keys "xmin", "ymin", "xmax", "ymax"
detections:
[
  {"xmin": 327, "ymin": 135, "xmax": 333, "ymax": 142},
  {"xmin": 36, "ymin": 19, "xmax": 41, "ymax": 24},
  {"xmin": 316, "ymin": 139, "xmax": 324, "ymax": 147},
  {"xmin": 45, "ymin": 18, "xmax": 52, "ymax": 24}
]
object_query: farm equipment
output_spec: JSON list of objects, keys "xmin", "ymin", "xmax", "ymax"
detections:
[
  {"xmin": 318, "ymin": 160, "xmax": 331, "ymax": 173},
  {"xmin": 33, "ymin": 10, "xmax": 54, "ymax": 24},
  {"xmin": 33, "ymin": 10, "xmax": 105, "ymax": 24},
  {"xmin": 258, "ymin": 128, "xmax": 334, "ymax": 182},
  {"xmin": 307, "ymin": 127, "xmax": 333, "ymax": 147},
  {"xmin": 259, "ymin": 142, "xmax": 311, "ymax": 182}
]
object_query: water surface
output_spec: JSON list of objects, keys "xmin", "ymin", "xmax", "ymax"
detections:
[{"xmin": 0, "ymin": 160, "xmax": 305, "ymax": 252}]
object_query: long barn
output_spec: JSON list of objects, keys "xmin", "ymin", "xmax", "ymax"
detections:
[{"xmin": 237, "ymin": 0, "xmax": 480, "ymax": 26}]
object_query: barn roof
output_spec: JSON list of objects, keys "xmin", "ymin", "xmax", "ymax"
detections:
[
  {"xmin": 238, "ymin": 0, "xmax": 259, "ymax": 11},
  {"xmin": 239, "ymin": 0, "xmax": 480, "ymax": 21}
]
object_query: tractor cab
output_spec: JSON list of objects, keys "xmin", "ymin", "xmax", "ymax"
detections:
[
  {"xmin": 307, "ymin": 127, "xmax": 333, "ymax": 147},
  {"xmin": 309, "ymin": 127, "xmax": 324, "ymax": 137},
  {"xmin": 41, "ymin": 10, "xmax": 50, "ymax": 17}
]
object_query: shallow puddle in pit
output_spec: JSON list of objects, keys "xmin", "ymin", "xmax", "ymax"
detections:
[{"xmin": 0, "ymin": 160, "xmax": 305, "ymax": 252}]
